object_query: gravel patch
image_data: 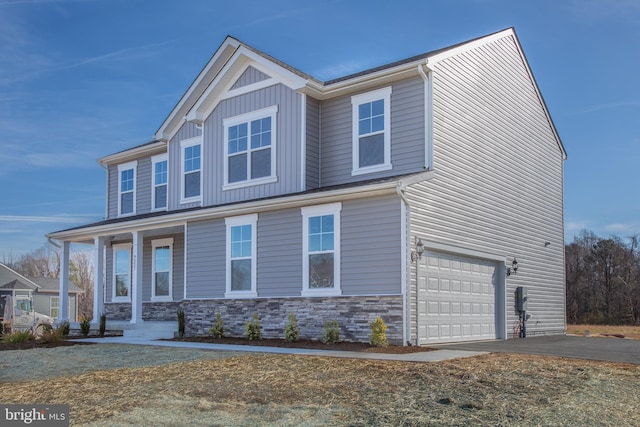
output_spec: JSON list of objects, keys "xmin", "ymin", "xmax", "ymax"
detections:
[{"xmin": 0, "ymin": 344, "xmax": 242, "ymax": 383}]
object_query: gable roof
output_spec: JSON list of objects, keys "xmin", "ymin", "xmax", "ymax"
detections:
[
  {"xmin": 0, "ymin": 263, "xmax": 83, "ymax": 294},
  {"xmin": 0, "ymin": 263, "xmax": 39, "ymax": 291},
  {"xmin": 151, "ymin": 28, "xmax": 565, "ymax": 159},
  {"xmin": 30, "ymin": 277, "xmax": 83, "ymax": 294}
]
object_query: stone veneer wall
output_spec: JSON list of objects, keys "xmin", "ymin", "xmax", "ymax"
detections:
[
  {"xmin": 181, "ymin": 295, "xmax": 404, "ymax": 344},
  {"xmin": 103, "ymin": 302, "xmax": 181, "ymax": 321}
]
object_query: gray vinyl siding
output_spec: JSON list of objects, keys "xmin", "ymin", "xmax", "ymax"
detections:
[
  {"xmin": 33, "ymin": 294, "xmax": 77, "ymax": 321},
  {"xmin": 137, "ymin": 157, "xmax": 152, "ymax": 214},
  {"xmin": 231, "ymin": 66, "xmax": 270, "ymax": 90},
  {"xmin": 256, "ymin": 208, "xmax": 301, "ymax": 296},
  {"xmin": 306, "ymin": 96, "xmax": 320, "ymax": 189},
  {"xmin": 168, "ymin": 122, "xmax": 203, "ymax": 210},
  {"xmin": 341, "ymin": 195, "xmax": 403, "ymax": 295},
  {"xmin": 142, "ymin": 233, "xmax": 184, "ymax": 302},
  {"xmin": 182, "ymin": 196, "xmax": 402, "ymax": 299},
  {"xmin": 407, "ymin": 34, "xmax": 565, "ymax": 337},
  {"xmin": 185, "ymin": 219, "xmax": 226, "ymax": 299},
  {"xmin": 107, "ymin": 165, "xmax": 117, "ymax": 218},
  {"xmin": 320, "ymin": 77, "xmax": 426, "ymax": 187},
  {"xmin": 202, "ymin": 83, "xmax": 302, "ymax": 204}
]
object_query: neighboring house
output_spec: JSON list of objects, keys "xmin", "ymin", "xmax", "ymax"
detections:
[
  {"xmin": 0, "ymin": 263, "xmax": 81, "ymax": 322},
  {"xmin": 48, "ymin": 28, "xmax": 566, "ymax": 344}
]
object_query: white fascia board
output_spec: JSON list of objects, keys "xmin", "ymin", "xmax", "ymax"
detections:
[
  {"xmin": 98, "ymin": 141, "xmax": 167, "ymax": 166},
  {"xmin": 186, "ymin": 46, "xmax": 308, "ymax": 125},
  {"xmin": 154, "ymin": 37, "xmax": 241, "ymax": 140},
  {"xmin": 47, "ymin": 180, "xmax": 400, "ymax": 242}
]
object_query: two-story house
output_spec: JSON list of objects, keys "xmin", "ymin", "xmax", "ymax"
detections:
[{"xmin": 48, "ymin": 28, "xmax": 566, "ymax": 344}]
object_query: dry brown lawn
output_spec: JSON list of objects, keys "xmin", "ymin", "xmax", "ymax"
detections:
[
  {"xmin": 1, "ymin": 344, "xmax": 639, "ymax": 426},
  {"xmin": 567, "ymin": 324, "xmax": 640, "ymax": 339}
]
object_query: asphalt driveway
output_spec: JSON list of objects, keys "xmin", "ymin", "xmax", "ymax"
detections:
[{"xmin": 435, "ymin": 335, "xmax": 640, "ymax": 364}]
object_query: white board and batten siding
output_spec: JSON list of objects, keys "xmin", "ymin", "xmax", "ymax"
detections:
[{"xmin": 408, "ymin": 33, "xmax": 565, "ymax": 342}]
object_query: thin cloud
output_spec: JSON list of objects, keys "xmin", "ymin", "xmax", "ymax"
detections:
[
  {"xmin": 0, "ymin": 214, "xmax": 94, "ymax": 224},
  {"xmin": 570, "ymin": 101, "xmax": 640, "ymax": 115}
]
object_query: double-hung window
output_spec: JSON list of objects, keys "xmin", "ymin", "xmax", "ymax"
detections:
[
  {"xmin": 223, "ymin": 105, "xmax": 278, "ymax": 190},
  {"xmin": 302, "ymin": 203, "xmax": 342, "ymax": 297},
  {"xmin": 112, "ymin": 243, "xmax": 132, "ymax": 302},
  {"xmin": 50, "ymin": 296, "xmax": 60, "ymax": 319},
  {"xmin": 351, "ymin": 87, "xmax": 392, "ymax": 175},
  {"xmin": 225, "ymin": 214, "xmax": 257, "ymax": 298},
  {"xmin": 180, "ymin": 136, "xmax": 202, "ymax": 203},
  {"xmin": 152, "ymin": 238, "xmax": 173, "ymax": 301},
  {"xmin": 152, "ymin": 154, "xmax": 168, "ymax": 211},
  {"xmin": 117, "ymin": 161, "xmax": 137, "ymax": 216}
]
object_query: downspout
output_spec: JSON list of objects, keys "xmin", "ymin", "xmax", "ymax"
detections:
[{"xmin": 396, "ymin": 183, "xmax": 413, "ymax": 346}]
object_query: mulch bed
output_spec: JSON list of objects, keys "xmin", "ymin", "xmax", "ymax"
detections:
[{"xmin": 170, "ymin": 336, "xmax": 436, "ymax": 354}]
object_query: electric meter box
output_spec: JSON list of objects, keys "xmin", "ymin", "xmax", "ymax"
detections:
[{"xmin": 516, "ymin": 286, "xmax": 527, "ymax": 312}]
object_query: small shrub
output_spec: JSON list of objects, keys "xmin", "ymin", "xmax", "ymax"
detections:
[
  {"xmin": 322, "ymin": 320, "xmax": 340, "ymax": 344},
  {"xmin": 209, "ymin": 313, "xmax": 225, "ymax": 339},
  {"xmin": 2, "ymin": 330, "xmax": 34, "ymax": 344},
  {"xmin": 60, "ymin": 321, "xmax": 70, "ymax": 337},
  {"xmin": 284, "ymin": 313, "xmax": 300, "ymax": 342},
  {"xmin": 245, "ymin": 314, "xmax": 262, "ymax": 341},
  {"xmin": 177, "ymin": 310, "xmax": 185, "ymax": 338},
  {"xmin": 79, "ymin": 317, "xmax": 92, "ymax": 336},
  {"xmin": 0, "ymin": 322, "xmax": 4, "ymax": 336},
  {"xmin": 99, "ymin": 313, "xmax": 106, "ymax": 337},
  {"xmin": 369, "ymin": 317, "xmax": 389, "ymax": 347},
  {"xmin": 39, "ymin": 326, "xmax": 65, "ymax": 344}
]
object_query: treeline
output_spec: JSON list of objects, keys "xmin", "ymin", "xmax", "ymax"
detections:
[
  {"xmin": 566, "ymin": 230, "xmax": 640, "ymax": 325},
  {"xmin": 2, "ymin": 245, "xmax": 94, "ymax": 320}
]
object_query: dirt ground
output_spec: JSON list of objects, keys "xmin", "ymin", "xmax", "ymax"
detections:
[
  {"xmin": 566, "ymin": 324, "xmax": 640, "ymax": 339},
  {"xmin": 1, "ymin": 344, "xmax": 639, "ymax": 426}
]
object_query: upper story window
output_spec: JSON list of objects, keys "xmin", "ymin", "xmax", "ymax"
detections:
[
  {"xmin": 225, "ymin": 214, "xmax": 258, "ymax": 298},
  {"xmin": 152, "ymin": 154, "xmax": 168, "ymax": 211},
  {"xmin": 301, "ymin": 203, "xmax": 342, "ymax": 297},
  {"xmin": 351, "ymin": 87, "xmax": 392, "ymax": 175},
  {"xmin": 117, "ymin": 161, "xmax": 137, "ymax": 216},
  {"xmin": 180, "ymin": 136, "xmax": 202, "ymax": 204},
  {"xmin": 113, "ymin": 243, "xmax": 132, "ymax": 302},
  {"xmin": 223, "ymin": 105, "xmax": 278, "ymax": 190}
]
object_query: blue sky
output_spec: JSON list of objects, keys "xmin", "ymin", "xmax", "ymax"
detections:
[{"xmin": 0, "ymin": 0, "xmax": 639, "ymax": 256}]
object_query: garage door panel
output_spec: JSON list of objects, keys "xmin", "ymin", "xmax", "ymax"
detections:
[{"xmin": 419, "ymin": 251, "xmax": 498, "ymax": 344}]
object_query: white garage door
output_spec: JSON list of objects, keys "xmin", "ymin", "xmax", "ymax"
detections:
[{"xmin": 418, "ymin": 251, "xmax": 498, "ymax": 344}]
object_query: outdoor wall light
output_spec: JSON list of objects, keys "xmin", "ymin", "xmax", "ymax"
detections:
[
  {"xmin": 506, "ymin": 258, "xmax": 519, "ymax": 276},
  {"xmin": 411, "ymin": 238, "xmax": 425, "ymax": 262}
]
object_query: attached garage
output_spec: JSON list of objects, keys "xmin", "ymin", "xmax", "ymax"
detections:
[{"xmin": 417, "ymin": 250, "xmax": 506, "ymax": 344}]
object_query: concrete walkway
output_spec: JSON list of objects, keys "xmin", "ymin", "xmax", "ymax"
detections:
[{"xmin": 78, "ymin": 336, "xmax": 487, "ymax": 363}]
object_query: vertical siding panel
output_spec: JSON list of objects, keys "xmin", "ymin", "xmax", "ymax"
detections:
[
  {"xmin": 408, "ymin": 35, "xmax": 565, "ymax": 337},
  {"xmin": 230, "ymin": 66, "xmax": 270, "ymax": 90},
  {"xmin": 137, "ymin": 157, "xmax": 151, "ymax": 214},
  {"xmin": 107, "ymin": 165, "xmax": 117, "ymax": 218},
  {"xmin": 306, "ymin": 96, "xmax": 320, "ymax": 189}
]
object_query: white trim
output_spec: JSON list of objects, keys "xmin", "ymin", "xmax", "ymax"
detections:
[
  {"xmin": 223, "ymin": 105, "xmax": 278, "ymax": 190},
  {"xmin": 224, "ymin": 77, "xmax": 275, "ymax": 100},
  {"xmin": 180, "ymin": 136, "xmax": 203, "ymax": 205},
  {"xmin": 117, "ymin": 161, "xmax": 137, "ymax": 217},
  {"xmin": 301, "ymin": 202, "xmax": 342, "ymax": 297},
  {"xmin": 225, "ymin": 214, "xmax": 258, "ymax": 298},
  {"xmin": 422, "ymin": 240, "xmax": 506, "ymax": 263},
  {"xmin": 400, "ymin": 199, "xmax": 408, "ymax": 346},
  {"xmin": 300, "ymin": 93, "xmax": 307, "ymax": 191},
  {"xmin": 151, "ymin": 237, "xmax": 174, "ymax": 302},
  {"xmin": 99, "ymin": 141, "xmax": 166, "ymax": 166},
  {"xmin": 151, "ymin": 153, "xmax": 168, "ymax": 212},
  {"xmin": 351, "ymin": 86, "xmax": 392, "ymax": 175},
  {"xmin": 112, "ymin": 242, "xmax": 132, "ymax": 302},
  {"xmin": 417, "ymin": 64, "xmax": 433, "ymax": 170}
]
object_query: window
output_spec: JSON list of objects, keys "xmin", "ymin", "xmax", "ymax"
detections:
[
  {"xmin": 152, "ymin": 238, "xmax": 173, "ymax": 301},
  {"xmin": 302, "ymin": 203, "xmax": 342, "ymax": 296},
  {"xmin": 50, "ymin": 297, "xmax": 59, "ymax": 318},
  {"xmin": 152, "ymin": 154, "xmax": 168, "ymax": 210},
  {"xmin": 351, "ymin": 87, "xmax": 392, "ymax": 175},
  {"xmin": 223, "ymin": 106, "xmax": 278, "ymax": 190},
  {"xmin": 180, "ymin": 137, "xmax": 202, "ymax": 203},
  {"xmin": 113, "ymin": 243, "xmax": 131, "ymax": 301},
  {"xmin": 118, "ymin": 161, "xmax": 137, "ymax": 216},
  {"xmin": 225, "ymin": 214, "xmax": 258, "ymax": 298}
]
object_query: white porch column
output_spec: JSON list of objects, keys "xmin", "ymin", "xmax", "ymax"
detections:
[
  {"xmin": 58, "ymin": 241, "xmax": 70, "ymax": 323},
  {"xmin": 130, "ymin": 231, "xmax": 144, "ymax": 324},
  {"xmin": 92, "ymin": 236, "xmax": 105, "ymax": 325}
]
